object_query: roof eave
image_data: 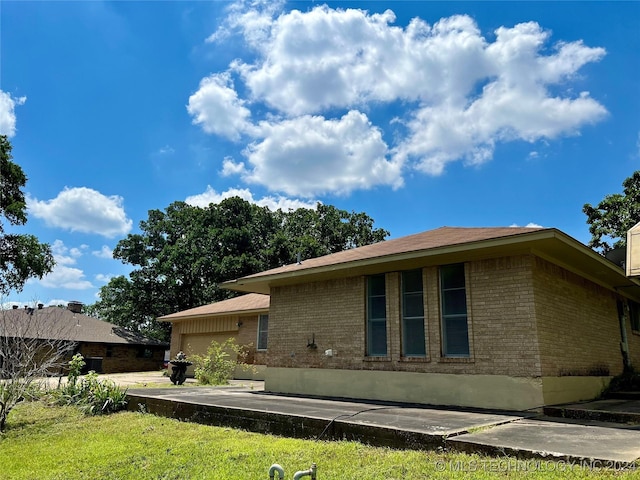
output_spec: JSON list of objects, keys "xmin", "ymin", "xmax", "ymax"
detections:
[{"xmin": 158, "ymin": 307, "xmax": 269, "ymax": 323}]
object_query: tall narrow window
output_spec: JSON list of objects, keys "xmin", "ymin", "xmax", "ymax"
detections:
[
  {"xmin": 257, "ymin": 314, "xmax": 269, "ymax": 350},
  {"xmin": 367, "ymin": 274, "xmax": 387, "ymax": 356},
  {"xmin": 630, "ymin": 301, "xmax": 640, "ymax": 332},
  {"xmin": 440, "ymin": 263, "xmax": 470, "ymax": 356},
  {"xmin": 402, "ymin": 269, "xmax": 426, "ymax": 356}
]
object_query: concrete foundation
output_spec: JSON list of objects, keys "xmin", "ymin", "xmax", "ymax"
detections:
[{"xmin": 265, "ymin": 368, "xmax": 612, "ymax": 411}]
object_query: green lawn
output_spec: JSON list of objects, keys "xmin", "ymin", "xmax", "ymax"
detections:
[{"xmin": 1, "ymin": 402, "xmax": 637, "ymax": 480}]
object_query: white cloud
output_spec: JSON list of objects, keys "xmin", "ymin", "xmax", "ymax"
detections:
[
  {"xmin": 510, "ymin": 222, "xmax": 544, "ymax": 228},
  {"xmin": 189, "ymin": 4, "xmax": 608, "ymax": 196},
  {"xmin": 206, "ymin": 0, "xmax": 285, "ymax": 47},
  {"xmin": 28, "ymin": 187, "xmax": 132, "ymax": 238},
  {"xmin": 221, "ymin": 157, "xmax": 247, "ymax": 176},
  {"xmin": 37, "ymin": 240, "xmax": 94, "ymax": 290},
  {"xmin": 185, "ymin": 186, "xmax": 317, "ymax": 211},
  {"xmin": 50, "ymin": 241, "xmax": 88, "ymax": 266},
  {"xmin": 38, "ymin": 266, "xmax": 93, "ymax": 290},
  {"xmin": 243, "ymin": 111, "xmax": 402, "ymax": 196},
  {"xmin": 158, "ymin": 145, "xmax": 175, "ymax": 155},
  {"xmin": 187, "ymin": 72, "xmax": 254, "ymax": 141},
  {"xmin": 0, "ymin": 90, "xmax": 26, "ymax": 138},
  {"xmin": 92, "ymin": 245, "xmax": 113, "ymax": 259},
  {"xmin": 95, "ymin": 273, "xmax": 114, "ymax": 283}
]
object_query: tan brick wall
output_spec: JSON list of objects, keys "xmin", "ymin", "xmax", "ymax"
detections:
[
  {"xmin": 268, "ymin": 254, "xmax": 542, "ymax": 377},
  {"xmin": 268, "ymin": 277, "xmax": 365, "ymax": 370},
  {"xmin": 466, "ymin": 256, "xmax": 541, "ymax": 377},
  {"xmin": 533, "ymin": 257, "xmax": 626, "ymax": 377}
]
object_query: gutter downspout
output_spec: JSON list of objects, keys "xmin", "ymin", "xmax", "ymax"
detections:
[
  {"xmin": 268, "ymin": 464, "xmax": 285, "ymax": 480},
  {"xmin": 293, "ymin": 463, "xmax": 317, "ymax": 480}
]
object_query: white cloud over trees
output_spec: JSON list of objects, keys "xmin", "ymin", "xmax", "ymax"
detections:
[
  {"xmin": 27, "ymin": 187, "xmax": 132, "ymax": 238},
  {"xmin": 0, "ymin": 90, "xmax": 26, "ymax": 138},
  {"xmin": 185, "ymin": 186, "xmax": 317, "ymax": 211},
  {"xmin": 188, "ymin": 3, "xmax": 607, "ymax": 197},
  {"xmin": 36, "ymin": 240, "xmax": 93, "ymax": 290}
]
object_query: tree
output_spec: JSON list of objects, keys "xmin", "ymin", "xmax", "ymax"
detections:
[
  {"xmin": 0, "ymin": 135, "xmax": 54, "ymax": 295},
  {"xmin": 89, "ymin": 198, "xmax": 389, "ymax": 340},
  {"xmin": 0, "ymin": 306, "xmax": 76, "ymax": 431},
  {"xmin": 583, "ymin": 171, "xmax": 640, "ymax": 254}
]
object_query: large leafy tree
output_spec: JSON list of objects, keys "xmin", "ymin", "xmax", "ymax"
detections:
[
  {"xmin": 90, "ymin": 198, "xmax": 388, "ymax": 340},
  {"xmin": 0, "ymin": 135, "xmax": 54, "ymax": 295},
  {"xmin": 583, "ymin": 171, "xmax": 640, "ymax": 254}
]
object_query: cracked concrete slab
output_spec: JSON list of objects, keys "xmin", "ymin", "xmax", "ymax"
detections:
[{"xmin": 449, "ymin": 416, "xmax": 640, "ymax": 463}]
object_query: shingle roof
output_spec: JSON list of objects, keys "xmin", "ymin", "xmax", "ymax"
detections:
[
  {"xmin": 157, "ymin": 293, "xmax": 269, "ymax": 322},
  {"xmin": 220, "ymin": 226, "xmax": 640, "ymax": 299},
  {"xmin": 0, "ymin": 306, "xmax": 167, "ymax": 346},
  {"xmin": 233, "ymin": 226, "xmax": 546, "ymax": 280}
]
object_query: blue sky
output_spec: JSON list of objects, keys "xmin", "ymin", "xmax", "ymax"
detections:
[{"xmin": 2, "ymin": 1, "xmax": 639, "ymax": 308}]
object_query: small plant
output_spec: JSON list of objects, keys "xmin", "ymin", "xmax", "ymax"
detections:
[
  {"xmin": 67, "ymin": 353, "xmax": 85, "ymax": 386},
  {"xmin": 52, "ymin": 354, "xmax": 128, "ymax": 415},
  {"xmin": 190, "ymin": 339, "xmax": 253, "ymax": 385},
  {"xmin": 605, "ymin": 369, "xmax": 640, "ymax": 395}
]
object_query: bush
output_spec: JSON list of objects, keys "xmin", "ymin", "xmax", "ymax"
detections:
[
  {"xmin": 52, "ymin": 354, "xmax": 128, "ymax": 415},
  {"xmin": 606, "ymin": 369, "xmax": 640, "ymax": 394},
  {"xmin": 190, "ymin": 339, "xmax": 252, "ymax": 385}
]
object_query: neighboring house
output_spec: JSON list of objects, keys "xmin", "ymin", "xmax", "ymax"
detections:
[
  {"xmin": 221, "ymin": 227, "xmax": 640, "ymax": 411},
  {"xmin": 158, "ymin": 293, "xmax": 269, "ymax": 380},
  {"xmin": 0, "ymin": 301, "xmax": 167, "ymax": 374}
]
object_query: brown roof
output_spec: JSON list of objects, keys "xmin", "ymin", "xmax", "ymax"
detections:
[
  {"xmin": 243, "ymin": 226, "xmax": 545, "ymax": 278},
  {"xmin": 158, "ymin": 293, "xmax": 269, "ymax": 322},
  {"xmin": 1, "ymin": 306, "xmax": 167, "ymax": 346},
  {"xmin": 220, "ymin": 226, "xmax": 640, "ymax": 299}
]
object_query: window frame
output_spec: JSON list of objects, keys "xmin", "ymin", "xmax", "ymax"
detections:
[
  {"xmin": 366, "ymin": 273, "xmax": 388, "ymax": 357},
  {"xmin": 401, "ymin": 269, "xmax": 427, "ymax": 357},
  {"xmin": 630, "ymin": 301, "xmax": 640, "ymax": 333},
  {"xmin": 439, "ymin": 263, "xmax": 470, "ymax": 358},
  {"xmin": 257, "ymin": 314, "xmax": 269, "ymax": 351}
]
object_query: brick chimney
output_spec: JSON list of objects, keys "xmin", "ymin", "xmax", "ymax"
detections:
[{"xmin": 67, "ymin": 301, "xmax": 83, "ymax": 314}]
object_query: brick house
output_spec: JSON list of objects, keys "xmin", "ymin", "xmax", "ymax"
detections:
[
  {"xmin": 158, "ymin": 293, "xmax": 269, "ymax": 380},
  {"xmin": 1, "ymin": 302, "xmax": 167, "ymax": 374},
  {"xmin": 221, "ymin": 227, "xmax": 640, "ymax": 411}
]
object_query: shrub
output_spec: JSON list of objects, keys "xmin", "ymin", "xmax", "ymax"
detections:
[
  {"xmin": 606, "ymin": 369, "xmax": 640, "ymax": 394},
  {"xmin": 190, "ymin": 339, "xmax": 252, "ymax": 385},
  {"xmin": 52, "ymin": 354, "xmax": 128, "ymax": 415}
]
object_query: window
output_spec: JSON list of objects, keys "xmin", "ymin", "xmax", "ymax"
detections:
[
  {"xmin": 630, "ymin": 301, "xmax": 640, "ymax": 332},
  {"xmin": 137, "ymin": 347, "xmax": 153, "ymax": 359},
  {"xmin": 367, "ymin": 274, "xmax": 387, "ymax": 356},
  {"xmin": 440, "ymin": 263, "xmax": 470, "ymax": 356},
  {"xmin": 257, "ymin": 314, "xmax": 269, "ymax": 350},
  {"xmin": 402, "ymin": 269, "xmax": 426, "ymax": 356}
]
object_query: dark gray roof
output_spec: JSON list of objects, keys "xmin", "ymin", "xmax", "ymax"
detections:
[{"xmin": 0, "ymin": 306, "xmax": 167, "ymax": 347}]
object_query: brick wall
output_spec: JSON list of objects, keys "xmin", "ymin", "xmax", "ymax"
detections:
[
  {"xmin": 533, "ymin": 257, "xmax": 626, "ymax": 377},
  {"xmin": 268, "ymin": 254, "xmax": 542, "ymax": 377},
  {"xmin": 236, "ymin": 314, "xmax": 267, "ymax": 365},
  {"xmin": 77, "ymin": 343, "xmax": 164, "ymax": 373}
]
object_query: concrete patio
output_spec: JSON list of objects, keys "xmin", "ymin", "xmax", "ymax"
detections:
[{"xmin": 121, "ymin": 372, "xmax": 640, "ymax": 465}]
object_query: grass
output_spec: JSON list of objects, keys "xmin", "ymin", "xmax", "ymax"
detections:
[{"xmin": 1, "ymin": 401, "xmax": 638, "ymax": 479}]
